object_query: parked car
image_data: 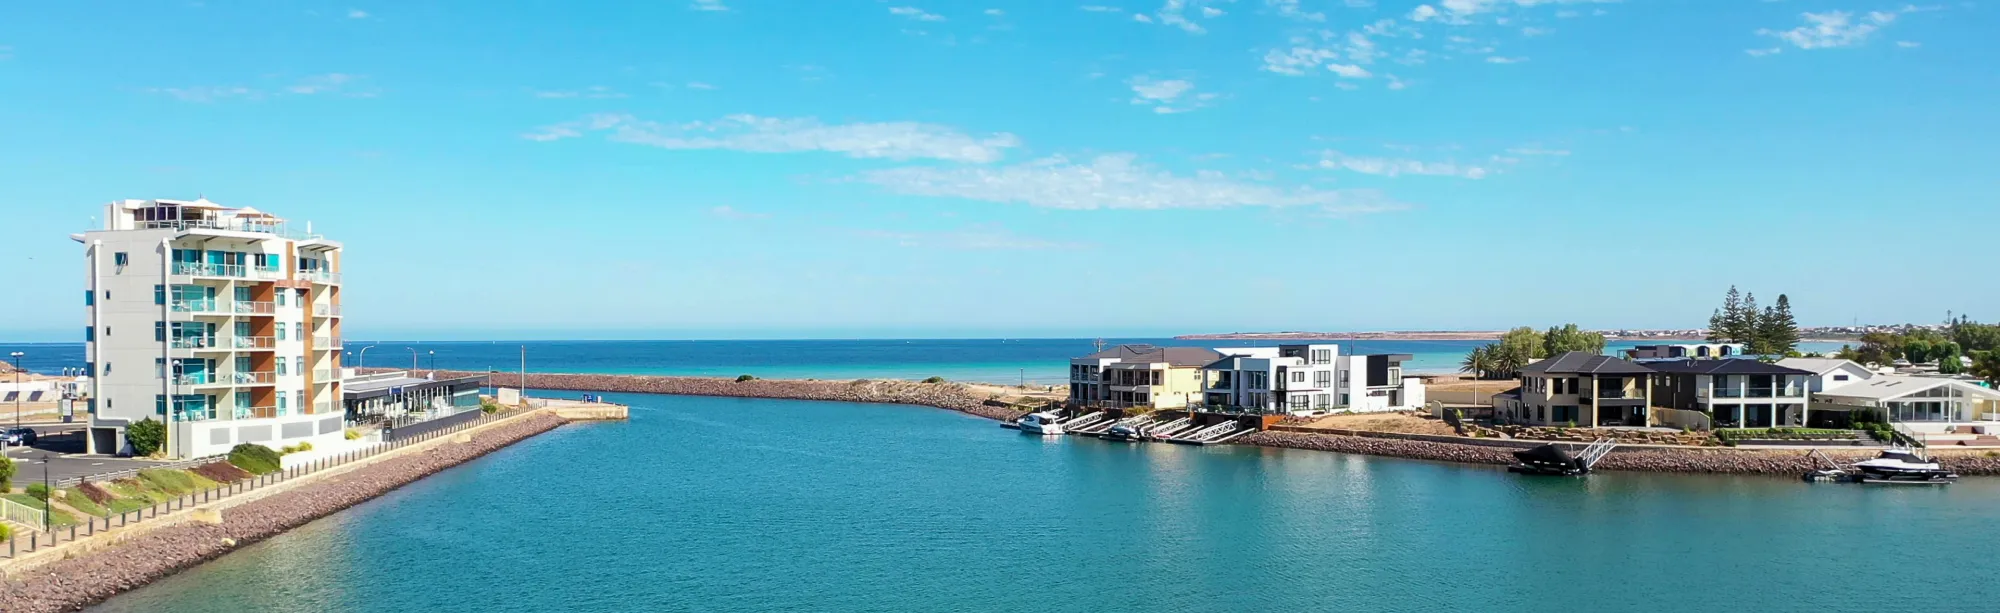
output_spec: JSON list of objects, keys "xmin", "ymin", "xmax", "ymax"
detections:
[{"xmin": 2, "ymin": 427, "xmax": 37, "ymax": 446}]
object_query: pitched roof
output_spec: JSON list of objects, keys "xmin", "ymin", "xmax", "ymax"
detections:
[
  {"xmin": 1814, "ymin": 375, "xmax": 2000, "ymax": 402},
  {"xmin": 1083, "ymin": 344, "xmax": 1225, "ymax": 368},
  {"xmin": 1520, "ymin": 351, "xmax": 1654, "ymax": 375},
  {"xmin": 1640, "ymin": 358, "xmax": 1814, "ymax": 376},
  {"xmin": 1775, "ymin": 357, "xmax": 1867, "ymax": 376}
]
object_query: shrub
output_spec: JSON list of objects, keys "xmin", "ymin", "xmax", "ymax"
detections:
[
  {"xmin": 25, "ymin": 482, "xmax": 50, "ymax": 501},
  {"xmin": 0, "ymin": 522, "xmax": 9, "ymax": 541},
  {"xmin": 345, "ymin": 429, "xmax": 363, "ymax": 441},
  {"xmin": 480, "ymin": 399, "xmax": 502, "ymax": 414},
  {"xmin": 126, "ymin": 419, "xmax": 166, "ymax": 457},
  {"xmin": 138, "ymin": 469, "xmax": 199, "ymax": 495},
  {"xmin": 228, "ymin": 444, "xmax": 283, "ymax": 475},
  {"xmin": 735, "ymin": 374, "xmax": 757, "ymax": 382},
  {"xmin": 62, "ymin": 489, "xmax": 106, "ymax": 517},
  {"xmin": 0, "ymin": 455, "xmax": 12, "ymax": 492},
  {"xmin": 191, "ymin": 462, "xmax": 252, "ymax": 483},
  {"xmin": 923, "ymin": 376, "xmax": 946, "ymax": 384},
  {"xmin": 76, "ymin": 481, "xmax": 116, "ymax": 505}
]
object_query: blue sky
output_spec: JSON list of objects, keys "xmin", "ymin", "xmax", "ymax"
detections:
[{"xmin": 1, "ymin": 0, "xmax": 1995, "ymax": 341}]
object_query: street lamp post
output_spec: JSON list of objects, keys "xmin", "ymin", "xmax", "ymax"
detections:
[
  {"xmin": 41, "ymin": 452, "xmax": 52, "ymax": 531},
  {"xmin": 428, "ymin": 350, "xmax": 435, "ymax": 371},
  {"xmin": 356, "ymin": 344, "xmax": 379, "ymax": 369},
  {"xmin": 405, "ymin": 347, "xmax": 418, "ymax": 371}
]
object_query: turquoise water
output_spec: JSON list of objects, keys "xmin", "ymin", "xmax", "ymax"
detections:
[
  {"xmin": 1, "ymin": 339, "xmax": 1850, "ymax": 385},
  {"xmin": 96, "ymin": 392, "xmax": 1997, "ymax": 612}
]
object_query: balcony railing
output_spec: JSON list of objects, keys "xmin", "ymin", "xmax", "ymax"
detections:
[
  {"xmin": 311, "ymin": 369, "xmax": 338, "ymax": 381},
  {"xmin": 249, "ymin": 267, "xmax": 287, "ymax": 281},
  {"xmin": 233, "ymin": 301, "xmax": 276, "ymax": 315},
  {"xmin": 311, "ymin": 400, "xmax": 334, "ymax": 414},
  {"xmin": 171, "ymin": 262, "xmax": 246, "ymax": 278},
  {"xmin": 234, "ymin": 371, "xmax": 277, "ymax": 385},
  {"xmin": 172, "ymin": 374, "xmax": 223, "ymax": 386},
  {"xmin": 1598, "ymin": 389, "xmax": 1631, "ymax": 399},
  {"xmin": 234, "ymin": 336, "xmax": 277, "ymax": 349},
  {"xmin": 1746, "ymin": 387, "xmax": 1775, "ymax": 398},
  {"xmin": 1712, "ymin": 387, "xmax": 1745, "ymax": 398},
  {"xmin": 168, "ymin": 336, "xmax": 219, "ymax": 349},
  {"xmin": 238, "ymin": 405, "xmax": 279, "ymax": 419},
  {"xmin": 169, "ymin": 300, "xmax": 225, "ymax": 314},
  {"xmin": 300, "ymin": 270, "xmax": 341, "ymax": 284},
  {"xmin": 312, "ymin": 336, "xmax": 342, "ymax": 348},
  {"xmin": 313, "ymin": 303, "xmax": 342, "ymax": 317},
  {"xmin": 140, "ymin": 218, "xmax": 322, "ymax": 241}
]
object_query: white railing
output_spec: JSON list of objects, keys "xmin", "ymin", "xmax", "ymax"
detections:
[
  {"xmin": 250, "ymin": 267, "xmax": 287, "ymax": 281},
  {"xmin": 168, "ymin": 337, "xmax": 219, "ymax": 349},
  {"xmin": 300, "ymin": 270, "xmax": 341, "ymax": 284},
  {"xmin": 171, "ymin": 262, "xmax": 245, "ymax": 278},
  {"xmin": 140, "ymin": 219, "xmax": 321, "ymax": 241},
  {"xmin": 312, "ymin": 369, "xmax": 337, "ymax": 381},
  {"xmin": 169, "ymin": 301, "xmax": 225, "ymax": 314},
  {"xmin": 312, "ymin": 336, "xmax": 342, "ymax": 348},
  {"xmin": 234, "ymin": 371, "xmax": 277, "ymax": 384},
  {"xmin": 233, "ymin": 336, "xmax": 277, "ymax": 349},
  {"xmin": 233, "ymin": 301, "xmax": 276, "ymax": 315},
  {"xmin": 2, "ymin": 498, "xmax": 45, "ymax": 528},
  {"xmin": 313, "ymin": 303, "xmax": 341, "ymax": 317}
]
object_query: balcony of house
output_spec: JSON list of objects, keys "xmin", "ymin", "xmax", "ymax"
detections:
[
  {"xmin": 170, "ymin": 262, "xmax": 247, "ymax": 280},
  {"xmin": 171, "ymin": 372, "xmax": 234, "ymax": 388},
  {"xmin": 143, "ymin": 217, "xmax": 321, "ymax": 241},
  {"xmin": 311, "ymin": 400, "xmax": 334, "ymax": 414},
  {"xmin": 168, "ymin": 336, "xmax": 226, "ymax": 352},
  {"xmin": 313, "ymin": 303, "xmax": 342, "ymax": 317},
  {"xmin": 1205, "ymin": 374, "xmax": 1236, "ymax": 391},
  {"xmin": 249, "ymin": 266, "xmax": 287, "ymax": 282},
  {"xmin": 1103, "ymin": 369, "xmax": 1161, "ymax": 391},
  {"xmin": 300, "ymin": 269, "xmax": 341, "ymax": 285},
  {"xmin": 235, "ymin": 405, "xmax": 281, "ymax": 420},
  {"xmin": 233, "ymin": 300, "xmax": 277, "ymax": 315},
  {"xmin": 311, "ymin": 368, "xmax": 340, "ymax": 382},
  {"xmin": 312, "ymin": 335, "xmax": 343, "ymax": 349},
  {"xmin": 232, "ymin": 370, "xmax": 278, "ymax": 385},
  {"xmin": 169, "ymin": 299, "xmax": 230, "ymax": 316},
  {"xmin": 233, "ymin": 335, "xmax": 278, "ymax": 350}
]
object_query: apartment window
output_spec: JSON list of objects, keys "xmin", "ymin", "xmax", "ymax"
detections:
[
  {"xmin": 85, "ymin": 326, "xmax": 94, "ymax": 342},
  {"xmin": 294, "ymin": 323, "xmax": 304, "ymax": 339},
  {"xmin": 1338, "ymin": 370, "xmax": 1350, "ymax": 385},
  {"xmin": 1314, "ymin": 393, "xmax": 1330, "ymax": 409},
  {"xmin": 156, "ymin": 358, "xmax": 165, "ymax": 379},
  {"xmin": 114, "ymin": 252, "xmax": 128, "ymax": 267},
  {"xmin": 103, "ymin": 362, "xmax": 111, "ymax": 374},
  {"xmin": 1311, "ymin": 349, "xmax": 1332, "ymax": 365},
  {"xmin": 277, "ymin": 391, "xmax": 288, "ymax": 413},
  {"xmin": 1388, "ymin": 367, "xmax": 1401, "ymax": 380},
  {"xmin": 85, "ymin": 290, "xmax": 93, "ymax": 306},
  {"xmin": 277, "ymin": 326, "xmax": 287, "ymax": 341},
  {"xmin": 1339, "ymin": 393, "xmax": 1349, "ymax": 406},
  {"xmin": 1316, "ymin": 370, "xmax": 1332, "ymax": 388},
  {"xmin": 104, "ymin": 326, "xmax": 110, "ymax": 337},
  {"xmin": 155, "ymin": 285, "xmax": 165, "ymax": 305},
  {"xmin": 156, "ymin": 322, "xmax": 166, "ymax": 342},
  {"xmin": 1290, "ymin": 395, "xmax": 1309, "ymax": 410},
  {"xmin": 277, "ymin": 291, "xmax": 287, "ymax": 306},
  {"xmin": 1834, "ymin": 375, "xmax": 1850, "ymax": 381},
  {"xmin": 277, "ymin": 357, "xmax": 287, "ymax": 376},
  {"xmin": 1292, "ymin": 370, "xmax": 1305, "ymax": 383}
]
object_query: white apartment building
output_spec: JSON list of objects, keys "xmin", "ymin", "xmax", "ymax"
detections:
[
  {"xmin": 75, "ymin": 198, "xmax": 346, "ymax": 458},
  {"xmin": 1196, "ymin": 344, "xmax": 1425, "ymax": 415}
]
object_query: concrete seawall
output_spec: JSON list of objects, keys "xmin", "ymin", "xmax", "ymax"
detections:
[
  {"xmin": 0, "ymin": 411, "xmax": 571, "ymax": 613},
  {"xmin": 1243, "ymin": 430, "xmax": 2000, "ymax": 476},
  {"xmin": 419, "ymin": 369, "xmax": 1031, "ymax": 423}
]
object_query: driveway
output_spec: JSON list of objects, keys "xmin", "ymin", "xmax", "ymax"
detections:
[{"xmin": 4, "ymin": 426, "xmax": 175, "ymax": 486}]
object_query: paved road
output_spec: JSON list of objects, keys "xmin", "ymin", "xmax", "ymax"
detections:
[{"xmin": 4, "ymin": 426, "xmax": 173, "ymax": 485}]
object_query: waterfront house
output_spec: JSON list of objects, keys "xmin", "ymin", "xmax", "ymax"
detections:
[
  {"xmin": 1774, "ymin": 357, "xmax": 1878, "ymax": 393},
  {"xmin": 342, "ymin": 370, "xmax": 489, "ymax": 431},
  {"xmin": 74, "ymin": 198, "xmax": 346, "ymax": 458},
  {"xmin": 1623, "ymin": 342, "xmax": 1747, "ymax": 360},
  {"xmin": 1643, "ymin": 359, "xmax": 1813, "ymax": 428},
  {"xmin": 1195, "ymin": 344, "xmax": 1423, "ymax": 415},
  {"xmin": 1805, "ymin": 374, "xmax": 2000, "ymax": 434},
  {"xmin": 1068, "ymin": 345, "xmax": 1224, "ymax": 410},
  {"xmin": 1494, "ymin": 352, "xmax": 1654, "ymax": 427}
]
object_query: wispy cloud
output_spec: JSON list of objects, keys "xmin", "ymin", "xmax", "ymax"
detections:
[
  {"xmin": 1757, "ymin": 10, "xmax": 1898, "ymax": 51},
  {"xmin": 984, "ymin": 8, "xmax": 1004, "ymax": 16},
  {"xmin": 890, "ymin": 6, "xmax": 947, "ymax": 21},
  {"xmin": 1505, "ymin": 146, "xmax": 1569, "ymax": 156},
  {"xmin": 1895, "ymin": 40, "xmax": 1920, "ymax": 48},
  {"xmin": 1, "ymin": 45, "xmax": 16, "ymax": 61},
  {"xmin": 1317, "ymin": 150, "xmax": 1490, "ymax": 179},
  {"xmin": 524, "ymin": 114, "xmax": 1022, "ymax": 163},
  {"xmin": 532, "ymin": 85, "xmax": 626, "ymax": 99},
  {"xmin": 859, "ymin": 225, "xmax": 1096, "ymax": 251},
  {"xmin": 691, "ymin": 0, "xmax": 729, "ymax": 11},
  {"xmin": 1269, "ymin": 0, "xmax": 1326, "ymax": 22},
  {"xmin": 1327, "ymin": 63, "xmax": 1373, "ymax": 78},
  {"xmin": 1138, "ymin": 0, "xmax": 1227, "ymax": 34},
  {"xmin": 1485, "ymin": 56, "xmax": 1527, "ymax": 64},
  {"xmin": 859, "ymin": 154, "xmax": 1406, "ymax": 215},
  {"xmin": 1127, "ymin": 76, "xmax": 1217, "ymax": 113},
  {"xmin": 148, "ymin": 73, "xmax": 366, "ymax": 102},
  {"xmin": 146, "ymin": 85, "xmax": 259, "ymax": 103},
  {"xmin": 686, "ymin": 81, "xmax": 717, "ymax": 90},
  {"xmin": 346, "ymin": 8, "xmax": 368, "ymax": 19},
  {"xmin": 286, "ymin": 73, "xmax": 357, "ymax": 94},
  {"xmin": 1079, "ymin": 5, "xmax": 1123, "ymax": 12},
  {"xmin": 710, "ymin": 205, "xmax": 770, "ymax": 220}
]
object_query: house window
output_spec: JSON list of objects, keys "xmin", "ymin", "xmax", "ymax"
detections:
[
  {"xmin": 85, "ymin": 326, "xmax": 94, "ymax": 341},
  {"xmin": 1339, "ymin": 393, "xmax": 1349, "ymax": 406},
  {"xmin": 1833, "ymin": 375, "xmax": 1849, "ymax": 381},
  {"xmin": 1338, "ymin": 371, "xmax": 1350, "ymax": 385},
  {"xmin": 1314, "ymin": 393, "xmax": 1330, "ymax": 409},
  {"xmin": 1290, "ymin": 395, "xmax": 1309, "ymax": 410},
  {"xmin": 1292, "ymin": 371, "xmax": 1305, "ymax": 383},
  {"xmin": 277, "ymin": 391, "xmax": 288, "ymax": 415},
  {"xmin": 1315, "ymin": 370, "xmax": 1332, "ymax": 388},
  {"xmin": 85, "ymin": 290, "xmax": 94, "ymax": 306},
  {"xmin": 277, "ymin": 326, "xmax": 286, "ymax": 341},
  {"xmin": 156, "ymin": 322, "xmax": 165, "ymax": 341},
  {"xmin": 114, "ymin": 252, "xmax": 128, "ymax": 267},
  {"xmin": 277, "ymin": 291, "xmax": 287, "ymax": 306},
  {"xmin": 155, "ymin": 285, "xmax": 165, "ymax": 305},
  {"xmin": 277, "ymin": 357, "xmax": 287, "ymax": 376}
]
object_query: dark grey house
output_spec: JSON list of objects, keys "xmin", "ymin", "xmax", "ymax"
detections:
[
  {"xmin": 1494, "ymin": 352, "xmax": 1656, "ymax": 427},
  {"xmin": 1642, "ymin": 359, "xmax": 1812, "ymax": 428}
]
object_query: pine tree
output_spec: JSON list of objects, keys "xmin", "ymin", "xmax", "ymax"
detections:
[
  {"xmin": 1756, "ymin": 294, "xmax": 1801, "ymax": 356},
  {"xmin": 1739, "ymin": 292, "xmax": 1761, "ymax": 349},
  {"xmin": 1712, "ymin": 286, "xmax": 1744, "ymax": 342}
]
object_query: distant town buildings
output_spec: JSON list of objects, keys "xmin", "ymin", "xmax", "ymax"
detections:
[{"xmin": 1070, "ymin": 343, "xmax": 1425, "ymax": 415}]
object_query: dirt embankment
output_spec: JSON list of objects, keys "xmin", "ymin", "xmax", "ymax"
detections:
[{"xmin": 420, "ymin": 370, "xmax": 1036, "ymax": 423}]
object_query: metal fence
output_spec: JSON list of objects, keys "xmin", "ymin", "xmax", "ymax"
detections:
[
  {"xmin": 2, "ymin": 410, "xmax": 509, "ymax": 561},
  {"xmin": 1, "ymin": 498, "xmax": 43, "ymax": 527}
]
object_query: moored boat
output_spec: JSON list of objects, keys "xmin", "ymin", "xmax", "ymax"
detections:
[
  {"xmin": 1507, "ymin": 444, "xmax": 1588, "ymax": 476},
  {"xmin": 1101, "ymin": 423, "xmax": 1144, "ymax": 442},
  {"xmin": 1016, "ymin": 412, "xmax": 1066, "ymax": 436},
  {"xmin": 1851, "ymin": 449, "xmax": 1957, "ymax": 483}
]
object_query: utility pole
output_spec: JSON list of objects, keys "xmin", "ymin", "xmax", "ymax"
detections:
[
  {"xmin": 520, "ymin": 345, "xmax": 527, "ymax": 406},
  {"xmin": 9, "ymin": 351, "xmax": 22, "ymax": 429}
]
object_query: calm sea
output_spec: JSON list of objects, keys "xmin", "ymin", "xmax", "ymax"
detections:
[
  {"xmin": 93, "ymin": 392, "xmax": 1997, "ymax": 612},
  {"xmin": 0, "ymin": 338, "xmax": 1847, "ymax": 386}
]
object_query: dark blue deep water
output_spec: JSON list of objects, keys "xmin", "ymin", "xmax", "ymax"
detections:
[{"xmin": 93, "ymin": 392, "xmax": 1998, "ymax": 613}]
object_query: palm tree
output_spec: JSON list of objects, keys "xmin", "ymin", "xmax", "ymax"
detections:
[{"xmin": 1460, "ymin": 344, "xmax": 1496, "ymax": 380}]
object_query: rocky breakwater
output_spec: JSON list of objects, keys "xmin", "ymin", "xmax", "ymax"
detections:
[
  {"xmin": 1242, "ymin": 431, "xmax": 2000, "ymax": 476},
  {"xmin": 437, "ymin": 370, "xmax": 1032, "ymax": 423},
  {"xmin": 0, "ymin": 411, "xmax": 569, "ymax": 613}
]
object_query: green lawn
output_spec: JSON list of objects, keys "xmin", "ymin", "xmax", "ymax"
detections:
[{"xmin": 3, "ymin": 493, "xmax": 79, "ymax": 527}]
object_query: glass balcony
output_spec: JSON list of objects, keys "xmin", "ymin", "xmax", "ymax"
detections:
[
  {"xmin": 300, "ymin": 270, "xmax": 341, "ymax": 284},
  {"xmin": 171, "ymin": 262, "xmax": 246, "ymax": 278},
  {"xmin": 313, "ymin": 303, "xmax": 342, "ymax": 317},
  {"xmin": 233, "ymin": 301, "xmax": 276, "ymax": 315},
  {"xmin": 234, "ymin": 336, "xmax": 277, "ymax": 350},
  {"xmin": 170, "ymin": 300, "xmax": 225, "ymax": 314},
  {"xmin": 169, "ymin": 336, "xmax": 220, "ymax": 349},
  {"xmin": 233, "ymin": 371, "xmax": 277, "ymax": 385},
  {"xmin": 312, "ymin": 336, "xmax": 343, "ymax": 349},
  {"xmin": 1712, "ymin": 387, "xmax": 1745, "ymax": 398},
  {"xmin": 249, "ymin": 267, "xmax": 287, "ymax": 281}
]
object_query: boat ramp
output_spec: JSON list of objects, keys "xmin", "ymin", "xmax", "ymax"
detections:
[{"xmin": 1005, "ymin": 408, "xmax": 1263, "ymax": 445}]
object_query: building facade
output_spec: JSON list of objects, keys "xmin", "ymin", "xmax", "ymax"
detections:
[
  {"xmin": 1622, "ymin": 343, "xmax": 1747, "ymax": 360},
  {"xmin": 1068, "ymin": 345, "xmax": 1223, "ymax": 410},
  {"xmin": 76, "ymin": 198, "xmax": 346, "ymax": 458},
  {"xmin": 1643, "ymin": 359, "xmax": 1812, "ymax": 428},
  {"xmin": 1495, "ymin": 352, "xmax": 1655, "ymax": 427},
  {"xmin": 1195, "ymin": 344, "xmax": 1424, "ymax": 415}
]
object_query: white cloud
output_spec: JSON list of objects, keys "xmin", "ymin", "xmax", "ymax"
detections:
[
  {"xmin": 1133, "ymin": 13, "xmax": 1155, "ymax": 22},
  {"xmin": 691, "ymin": 0, "xmax": 729, "ymax": 11},
  {"xmin": 1317, "ymin": 150, "xmax": 1489, "ymax": 179},
  {"xmin": 1409, "ymin": 5, "xmax": 1439, "ymax": 21},
  {"xmin": 1127, "ymin": 76, "xmax": 1217, "ymax": 113},
  {"xmin": 985, "ymin": 8, "xmax": 1004, "ymax": 16},
  {"xmin": 146, "ymin": 85, "xmax": 258, "ymax": 103},
  {"xmin": 1386, "ymin": 74, "xmax": 1408, "ymax": 90},
  {"xmin": 686, "ymin": 81, "xmax": 717, "ymax": 90},
  {"xmin": 1262, "ymin": 46, "xmax": 1340, "ymax": 75},
  {"xmin": 286, "ymin": 73, "xmax": 356, "ymax": 94},
  {"xmin": 1506, "ymin": 146, "xmax": 1569, "ymax": 156},
  {"xmin": 859, "ymin": 226, "xmax": 1095, "ymax": 251},
  {"xmin": 149, "ymin": 73, "xmax": 366, "ymax": 102},
  {"xmin": 1202, "ymin": 6, "xmax": 1225, "ymax": 17},
  {"xmin": 1744, "ymin": 47, "xmax": 1781, "ymax": 57},
  {"xmin": 524, "ymin": 114, "xmax": 1022, "ymax": 163},
  {"xmin": 890, "ymin": 6, "xmax": 947, "ymax": 21},
  {"xmin": 1080, "ymin": 5, "xmax": 1123, "ymax": 12},
  {"xmin": 346, "ymin": 9, "xmax": 368, "ymax": 19},
  {"xmin": 1269, "ymin": 0, "xmax": 1325, "ymax": 21},
  {"xmin": 532, "ymin": 85, "xmax": 625, "ymax": 99},
  {"xmin": 1759, "ymin": 10, "xmax": 1895, "ymax": 50},
  {"xmin": 0, "ymin": 45, "xmax": 12, "ymax": 60},
  {"xmin": 709, "ymin": 205, "xmax": 770, "ymax": 220},
  {"xmin": 1327, "ymin": 63, "xmax": 1373, "ymax": 78},
  {"xmin": 1144, "ymin": 0, "xmax": 1218, "ymax": 34},
  {"xmin": 859, "ymin": 154, "xmax": 1406, "ymax": 214},
  {"xmin": 1896, "ymin": 40, "xmax": 1920, "ymax": 48},
  {"xmin": 1521, "ymin": 26, "xmax": 1552, "ymax": 36},
  {"xmin": 1485, "ymin": 56, "xmax": 1527, "ymax": 64}
]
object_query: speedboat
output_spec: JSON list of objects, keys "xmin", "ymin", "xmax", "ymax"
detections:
[
  {"xmin": 1507, "ymin": 444, "xmax": 1588, "ymax": 476},
  {"xmin": 1015, "ymin": 412, "xmax": 1065, "ymax": 436},
  {"xmin": 1101, "ymin": 423, "xmax": 1144, "ymax": 442},
  {"xmin": 1852, "ymin": 449, "xmax": 1958, "ymax": 483}
]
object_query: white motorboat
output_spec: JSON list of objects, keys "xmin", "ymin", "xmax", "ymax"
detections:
[
  {"xmin": 1852, "ymin": 449, "xmax": 1958, "ymax": 483},
  {"xmin": 1015, "ymin": 412, "xmax": 1066, "ymax": 436}
]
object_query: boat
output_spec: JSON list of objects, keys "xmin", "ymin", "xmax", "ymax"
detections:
[
  {"xmin": 1101, "ymin": 423, "xmax": 1145, "ymax": 442},
  {"xmin": 1507, "ymin": 444, "xmax": 1588, "ymax": 476},
  {"xmin": 1015, "ymin": 412, "xmax": 1066, "ymax": 436},
  {"xmin": 1850, "ymin": 449, "xmax": 1958, "ymax": 483}
]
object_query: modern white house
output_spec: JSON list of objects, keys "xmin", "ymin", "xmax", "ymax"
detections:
[
  {"xmin": 1775, "ymin": 357, "xmax": 1880, "ymax": 393},
  {"xmin": 1623, "ymin": 342, "xmax": 1748, "ymax": 360},
  {"xmin": 1067, "ymin": 344, "xmax": 1225, "ymax": 410},
  {"xmin": 1778, "ymin": 357, "xmax": 2000, "ymax": 434},
  {"xmin": 75, "ymin": 198, "xmax": 347, "ymax": 459},
  {"xmin": 1194, "ymin": 344, "xmax": 1423, "ymax": 415}
]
